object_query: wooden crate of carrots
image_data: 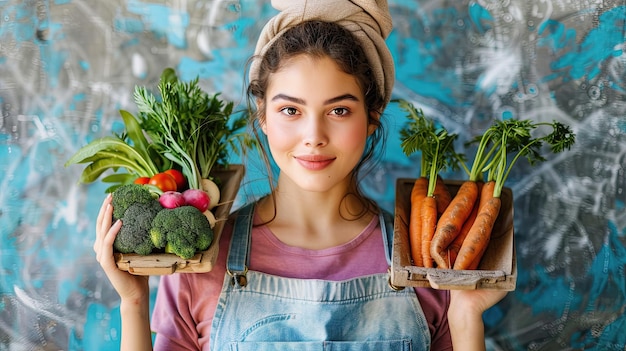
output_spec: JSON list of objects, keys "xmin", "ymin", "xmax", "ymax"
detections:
[
  {"xmin": 390, "ymin": 99, "xmax": 575, "ymax": 290},
  {"xmin": 390, "ymin": 178, "xmax": 516, "ymax": 290}
]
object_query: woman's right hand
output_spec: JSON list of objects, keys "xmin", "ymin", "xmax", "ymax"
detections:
[{"xmin": 94, "ymin": 194, "xmax": 150, "ymax": 301}]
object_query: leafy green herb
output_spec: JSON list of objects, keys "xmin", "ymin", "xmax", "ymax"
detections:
[
  {"xmin": 466, "ymin": 118, "xmax": 576, "ymax": 197},
  {"xmin": 397, "ymin": 99, "xmax": 465, "ymax": 196},
  {"xmin": 65, "ymin": 68, "xmax": 250, "ymax": 192},
  {"xmin": 64, "ymin": 133, "xmax": 161, "ymax": 192},
  {"xmin": 135, "ymin": 68, "xmax": 249, "ymax": 190}
]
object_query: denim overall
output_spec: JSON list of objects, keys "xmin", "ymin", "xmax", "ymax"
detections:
[{"xmin": 210, "ymin": 204, "xmax": 431, "ymax": 351}]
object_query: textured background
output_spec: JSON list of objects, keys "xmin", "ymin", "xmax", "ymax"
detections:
[{"xmin": 1, "ymin": 1, "xmax": 625, "ymax": 350}]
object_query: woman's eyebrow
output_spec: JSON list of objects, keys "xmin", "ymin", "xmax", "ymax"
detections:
[
  {"xmin": 324, "ymin": 94, "xmax": 359, "ymax": 105},
  {"xmin": 270, "ymin": 93, "xmax": 360, "ymax": 105},
  {"xmin": 271, "ymin": 94, "xmax": 305, "ymax": 104}
]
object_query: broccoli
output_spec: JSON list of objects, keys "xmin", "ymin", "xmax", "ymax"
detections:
[
  {"xmin": 150, "ymin": 206, "xmax": 214, "ymax": 259},
  {"xmin": 113, "ymin": 200, "xmax": 163, "ymax": 255},
  {"xmin": 111, "ymin": 183, "xmax": 156, "ymax": 219}
]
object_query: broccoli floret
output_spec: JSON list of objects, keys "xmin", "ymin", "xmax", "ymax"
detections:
[
  {"xmin": 150, "ymin": 206, "xmax": 214, "ymax": 259},
  {"xmin": 111, "ymin": 183, "xmax": 156, "ymax": 219},
  {"xmin": 113, "ymin": 200, "xmax": 163, "ymax": 255}
]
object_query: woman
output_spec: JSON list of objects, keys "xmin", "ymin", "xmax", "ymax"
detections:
[{"xmin": 94, "ymin": 1, "xmax": 506, "ymax": 349}]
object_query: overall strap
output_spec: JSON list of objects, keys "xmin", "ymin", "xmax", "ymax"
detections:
[
  {"xmin": 226, "ymin": 202, "xmax": 255, "ymax": 287},
  {"xmin": 379, "ymin": 209, "xmax": 395, "ymax": 267}
]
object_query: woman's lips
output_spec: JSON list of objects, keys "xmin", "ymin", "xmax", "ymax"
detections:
[{"xmin": 295, "ymin": 155, "xmax": 336, "ymax": 171}]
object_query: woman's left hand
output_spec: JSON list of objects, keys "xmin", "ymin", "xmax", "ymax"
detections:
[
  {"xmin": 447, "ymin": 289, "xmax": 509, "ymax": 351},
  {"xmin": 449, "ymin": 288, "xmax": 508, "ymax": 317}
]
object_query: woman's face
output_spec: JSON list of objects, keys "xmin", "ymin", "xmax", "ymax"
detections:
[{"xmin": 261, "ymin": 54, "xmax": 376, "ymax": 193}]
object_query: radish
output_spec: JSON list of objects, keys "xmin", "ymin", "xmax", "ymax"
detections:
[
  {"xmin": 159, "ymin": 191, "xmax": 187, "ymax": 209},
  {"xmin": 182, "ymin": 188, "xmax": 210, "ymax": 213},
  {"xmin": 200, "ymin": 179, "xmax": 220, "ymax": 210}
]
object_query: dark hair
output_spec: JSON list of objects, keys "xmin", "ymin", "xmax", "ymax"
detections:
[{"xmin": 246, "ymin": 20, "xmax": 387, "ymax": 217}]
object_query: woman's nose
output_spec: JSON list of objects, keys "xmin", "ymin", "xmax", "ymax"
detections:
[{"xmin": 303, "ymin": 116, "xmax": 328, "ymax": 147}]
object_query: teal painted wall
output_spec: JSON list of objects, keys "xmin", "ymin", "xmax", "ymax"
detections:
[{"xmin": 1, "ymin": 1, "xmax": 624, "ymax": 349}]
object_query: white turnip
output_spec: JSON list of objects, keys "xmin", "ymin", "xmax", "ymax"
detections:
[
  {"xmin": 203, "ymin": 209, "xmax": 217, "ymax": 229},
  {"xmin": 200, "ymin": 179, "xmax": 220, "ymax": 210}
]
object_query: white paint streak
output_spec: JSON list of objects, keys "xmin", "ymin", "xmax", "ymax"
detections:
[
  {"xmin": 132, "ymin": 53, "xmax": 148, "ymax": 79},
  {"xmin": 13, "ymin": 286, "xmax": 76, "ymax": 328}
]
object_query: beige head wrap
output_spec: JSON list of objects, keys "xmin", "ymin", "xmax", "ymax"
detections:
[{"xmin": 249, "ymin": 0, "xmax": 395, "ymax": 106}]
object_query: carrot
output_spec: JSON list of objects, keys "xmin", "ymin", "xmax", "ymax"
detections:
[
  {"xmin": 468, "ymin": 247, "xmax": 485, "ymax": 270},
  {"xmin": 409, "ymin": 177, "xmax": 429, "ymax": 266},
  {"xmin": 420, "ymin": 195, "xmax": 438, "ymax": 267},
  {"xmin": 453, "ymin": 196, "xmax": 501, "ymax": 270},
  {"xmin": 398, "ymin": 99, "xmax": 465, "ymax": 268},
  {"xmin": 429, "ymin": 180, "xmax": 479, "ymax": 268},
  {"xmin": 434, "ymin": 176, "xmax": 452, "ymax": 217},
  {"xmin": 453, "ymin": 118, "xmax": 576, "ymax": 270},
  {"xmin": 477, "ymin": 181, "xmax": 494, "ymax": 212},
  {"xmin": 447, "ymin": 181, "xmax": 485, "ymax": 266}
]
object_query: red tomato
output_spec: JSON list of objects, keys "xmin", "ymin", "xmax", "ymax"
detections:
[
  {"xmin": 149, "ymin": 173, "xmax": 178, "ymax": 192},
  {"xmin": 164, "ymin": 169, "xmax": 187, "ymax": 191},
  {"xmin": 134, "ymin": 177, "xmax": 150, "ymax": 185}
]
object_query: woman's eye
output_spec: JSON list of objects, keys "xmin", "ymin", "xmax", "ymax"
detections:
[
  {"xmin": 331, "ymin": 107, "xmax": 349, "ymax": 116},
  {"xmin": 280, "ymin": 107, "xmax": 298, "ymax": 116}
]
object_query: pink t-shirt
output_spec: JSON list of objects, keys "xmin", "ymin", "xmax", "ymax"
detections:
[{"xmin": 151, "ymin": 210, "xmax": 452, "ymax": 350}]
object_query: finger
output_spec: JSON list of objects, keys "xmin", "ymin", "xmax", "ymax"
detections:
[
  {"xmin": 98, "ymin": 219, "xmax": 122, "ymax": 267},
  {"xmin": 94, "ymin": 200, "xmax": 114, "ymax": 254},
  {"xmin": 96, "ymin": 194, "xmax": 112, "ymax": 228}
]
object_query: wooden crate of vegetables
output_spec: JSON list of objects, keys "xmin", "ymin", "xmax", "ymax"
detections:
[
  {"xmin": 389, "ymin": 100, "xmax": 576, "ymax": 290},
  {"xmin": 66, "ymin": 68, "xmax": 251, "ymax": 275},
  {"xmin": 113, "ymin": 165, "xmax": 244, "ymax": 275}
]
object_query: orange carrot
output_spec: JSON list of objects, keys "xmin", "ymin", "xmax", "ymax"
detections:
[
  {"xmin": 420, "ymin": 195, "xmax": 438, "ymax": 267},
  {"xmin": 464, "ymin": 181, "xmax": 497, "ymax": 270},
  {"xmin": 434, "ymin": 176, "xmax": 452, "ymax": 217},
  {"xmin": 409, "ymin": 177, "xmax": 429, "ymax": 266},
  {"xmin": 453, "ymin": 193, "xmax": 501, "ymax": 270},
  {"xmin": 429, "ymin": 180, "xmax": 479, "ymax": 268},
  {"xmin": 455, "ymin": 118, "xmax": 575, "ymax": 270},
  {"xmin": 447, "ymin": 181, "xmax": 485, "ymax": 266},
  {"xmin": 467, "ymin": 250, "xmax": 484, "ymax": 270},
  {"xmin": 397, "ymin": 100, "xmax": 465, "ymax": 267},
  {"xmin": 476, "ymin": 181, "xmax": 495, "ymax": 214}
]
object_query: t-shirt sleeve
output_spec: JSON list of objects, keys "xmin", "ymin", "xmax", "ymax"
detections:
[
  {"xmin": 416, "ymin": 287, "xmax": 453, "ymax": 350},
  {"xmin": 152, "ymin": 218, "xmax": 234, "ymax": 351}
]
